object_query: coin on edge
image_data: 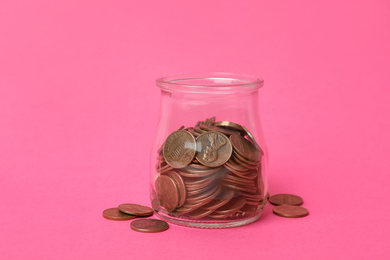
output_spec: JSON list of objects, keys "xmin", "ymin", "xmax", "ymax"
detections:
[
  {"xmin": 273, "ymin": 205, "xmax": 309, "ymax": 218},
  {"xmin": 163, "ymin": 130, "xmax": 197, "ymax": 168},
  {"xmin": 130, "ymin": 219, "xmax": 169, "ymax": 233},
  {"xmin": 269, "ymin": 194, "xmax": 303, "ymax": 206},
  {"xmin": 118, "ymin": 203, "xmax": 154, "ymax": 217},
  {"xmin": 103, "ymin": 208, "xmax": 137, "ymax": 221},
  {"xmin": 155, "ymin": 175, "xmax": 180, "ymax": 211}
]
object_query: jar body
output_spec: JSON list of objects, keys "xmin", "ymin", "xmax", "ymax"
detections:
[{"xmin": 150, "ymin": 73, "xmax": 268, "ymax": 228}]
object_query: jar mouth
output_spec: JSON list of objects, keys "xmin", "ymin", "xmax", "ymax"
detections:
[{"xmin": 156, "ymin": 72, "xmax": 264, "ymax": 93}]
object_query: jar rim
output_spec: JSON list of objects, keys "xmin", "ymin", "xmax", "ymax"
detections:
[{"xmin": 156, "ymin": 72, "xmax": 264, "ymax": 92}]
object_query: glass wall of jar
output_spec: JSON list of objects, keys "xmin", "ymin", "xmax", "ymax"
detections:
[{"xmin": 150, "ymin": 73, "xmax": 268, "ymax": 228}]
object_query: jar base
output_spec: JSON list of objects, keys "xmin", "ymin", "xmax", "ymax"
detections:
[{"xmin": 155, "ymin": 210, "xmax": 263, "ymax": 229}]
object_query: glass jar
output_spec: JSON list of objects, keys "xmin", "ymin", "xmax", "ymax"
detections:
[{"xmin": 150, "ymin": 72, "xmax": 268, "ymax": 228}]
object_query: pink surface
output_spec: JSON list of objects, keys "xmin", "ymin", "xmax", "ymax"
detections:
[{"xmin": 1, "ymin": 0, "xmax": 390, "ymax": 259}]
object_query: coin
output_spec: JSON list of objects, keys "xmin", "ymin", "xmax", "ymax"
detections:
[
  {"xmin": 199, "ymin": 124, "xmax": 240, "ymax": 136},
  {"xmin": 155, "ymin": 175, "xmax": 180, "ymax": 211},
  {"xmin": 232, "ymin": 151, "xmax": 259, "ymax": 167},
  {"xmin": 103, "ymin": 208, "xmax": 137, "ymax": 220},
  {"xmin": 118, "ymin": 203, "xmax": 154, "ymax": 217},
  {"xmin": 196, "ymin": 131, "xmax": 232, "ymax": 167},
  {"xmin": 230, "ymin": 134, "xmax": 260, "ymax": 162},
  {"xmin": 130, "ymin": 219, "xmax": 169, "ymax": 233},
  {"xmin": 269, "ymin": 194, "xmax": 303, "ymax": 206},
  {"xmin": 203, "ymin": 189, "xmax": 235, "ymax": 210},
  {"xmin": 213, "ymin": 196, "xmax": 246, "ymax": 215},
  {"xmin": 163, "ymin": 130, "xmax": 196, "ymax": 168},
  {"xmin": 242, "ymin": 126, "xmax": 261, "ymax": 152},
  {"xmin": 179, "ymin": 166, "xmax": 221, "ymax": 178},
  {"xmin": 272, "ymin": 205, "xmax": 309, "ymax": 218},
  {"xmin": 213, "ymin": 121, "xmax": 246, "ymax": 135},
  {"xmin": 188, "ymin": 208, "xmax": 214, "ymax": 219},
  {"xmin": 187, "ymin": 186, "xmax": 222, "ymax": 204},
  {"xmin": 162, "ymin": 171, "xmax": 187, "ymax": 208}
]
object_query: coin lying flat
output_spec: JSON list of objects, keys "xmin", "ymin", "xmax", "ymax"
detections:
[
  {"xmin": 130, "ymin": 219, "xmax": 169, "ymax": 233},
  {"xmin": 103, "ymin": 208, "xmax": 137, "ymax": 220},
  {"xmin": 118, "ymin": 203, "xmax": 154, "ymax": 217},
  {"xmin": 196, "ymin": 131, "xmax": 232, "ymax": 167},
  {"xmin": 163, "ymin": 130, "xmax": 196, "ymax": 168},
  {"xmin": 269, "ymin": 194, "xmax": 303, "ymax": 206},
  {"xmin": 272, "ymin": 205, "xmax": 309, "ymax": 218}
]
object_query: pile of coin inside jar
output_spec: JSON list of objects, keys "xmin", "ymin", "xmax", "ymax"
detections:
[{"xmin": 153, "ymin": 117, "xmax": 267, "ymax": 220}]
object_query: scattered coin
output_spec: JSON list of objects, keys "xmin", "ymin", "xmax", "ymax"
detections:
[
  {"xmin": 269, "ymin": 194, "xmax": 303, "ymax": 206},
  {"xmin": 130, "ymin": 219, "xmax": 169, "ymax": 233},
  {"xmin": 118, "ymin": 203, "xmax": 154, "ymax": 217},
  {"xmin": 272, "ymin": 205, "xmax": 309, "ymax": 218},
  {"xmin": 103, "ymin": 208, "xmax": 137, "ymax": 221}
]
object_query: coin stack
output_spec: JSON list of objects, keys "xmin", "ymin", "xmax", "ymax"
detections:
[{"xmin": 153, "ymin": 117, "xmax": 267, "ymax": 220}]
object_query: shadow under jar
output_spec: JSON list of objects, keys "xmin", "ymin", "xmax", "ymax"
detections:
[{"xmin": 150, "ymin": 73, "xmax": 268, "ymax": 228}]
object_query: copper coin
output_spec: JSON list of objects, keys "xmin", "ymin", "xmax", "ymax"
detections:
[
  {"xmin": 230, "ymin": 134, "xmax": 260, "ymax": 162},
  {"xmin": 185, "ymin": 127, "xmax": 201, "ymax": 137},
  {"xmin": 118, "ymin": 203, "xmax": 154, "ymax": 217},
  {"xmin": 229, "ymin": 169, "xmax": 258, "ymax": 180},
  {"xmin": 269, "ymin": 194, "xmax": 304, "ymax": 206},
  {"xmin": 155, "ymin": 175, "xmax": 180, "ymax": 211},
  {"xmin": 196, "ymin": 131, "xmax": 232, "ymax": 167},
  {"xmin": 239, "ymin": 204, "xmax": 259, "ymax": 214},
  {"xmin": 273, "ymin": 205, "xmax": 309, "ymax": 218},
  {"xmin": 213, "ymin": 121, "xmax": 246, "ymax": 135},
  {"xmin": 186, "ymin": 182, "xmax": 214, "ymax": 197},
  {"xmin": 179, "ymin": 166, "xmax": 221, "ymax": 178},
  {"xmin": 222, "ymin": 182, "xmax": 257, "ymax": 193},
  {"xmin": 213, "ymin": 196, "xmax": 246, "ymax": 215},
  {"xmin": 225, "ymin": 159, "xmax": 249, "ymax": 172},
  {"xmin": 175, "ymin": 203, "xmax": 203, "ymax": 215},
  {"xmin": 181, "ymin": 185, "xmax": 223, "ymax": 209},
  {"xmin": 203, "ymin": 189, "xmax": 235, "ymax": 210},
  {"xmin": 198, "ymin": 124, "xmax": 240, "ymax": 136},
  {"xmin": 224, "ymin": 163, "xmax": 252, "ymax": 176},
  {"xmin": 232, "ymin": 152, "xmax": 259, "ymax": 168},
  {"xmin": 242, "ymin": 126, "xmax": 261, "ymax": 151},
  {"xmin": 163, "ymin": 130, "xmax": 197, "ymax": 168},
  {"xmin": 184, "ymin": 175, "xmax": 216, "ymax": 187},
  {"xmin": 204, "ymin": 116, "xmax": 216, "ymax": 125},
  {"xmin": 162, "ymin": 171, "xmax": 187, "ymax": 207},
  {"xmin": 240, "ymin": 191, "xmax": 264, "ymax": 200},
  {"xmin": 103, "ymin": 208, "xmax": 137, "ymax": 220},
  {"xmin": 185, "ymin": 178, "xmax": 215, "ymax": 192},
  {"xmin": 186, "ymin": 185, "xmax": 220, "ymax": 203},
  {"xmin": 193, "ymin": 127, "xmax": 207, "ymax": 134},
  {"xmin": 130, "ymin": 219, "xmax": 169, "ymax": 233},
  {"xmin": 187, "ymin": 208, "xmax": 214, "ymax": 219},
  {"xmin": 207, "ymin": 212, "xmax": 234, "ymax": 219},
  {"xmin": 224, "ymin": 174, "xmax": 256, "ymax": 186}
]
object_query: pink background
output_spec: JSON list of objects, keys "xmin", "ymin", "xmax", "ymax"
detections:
[{"xmin": 1, "ymin": 0, "xmax": 390, "ymax": 259}]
